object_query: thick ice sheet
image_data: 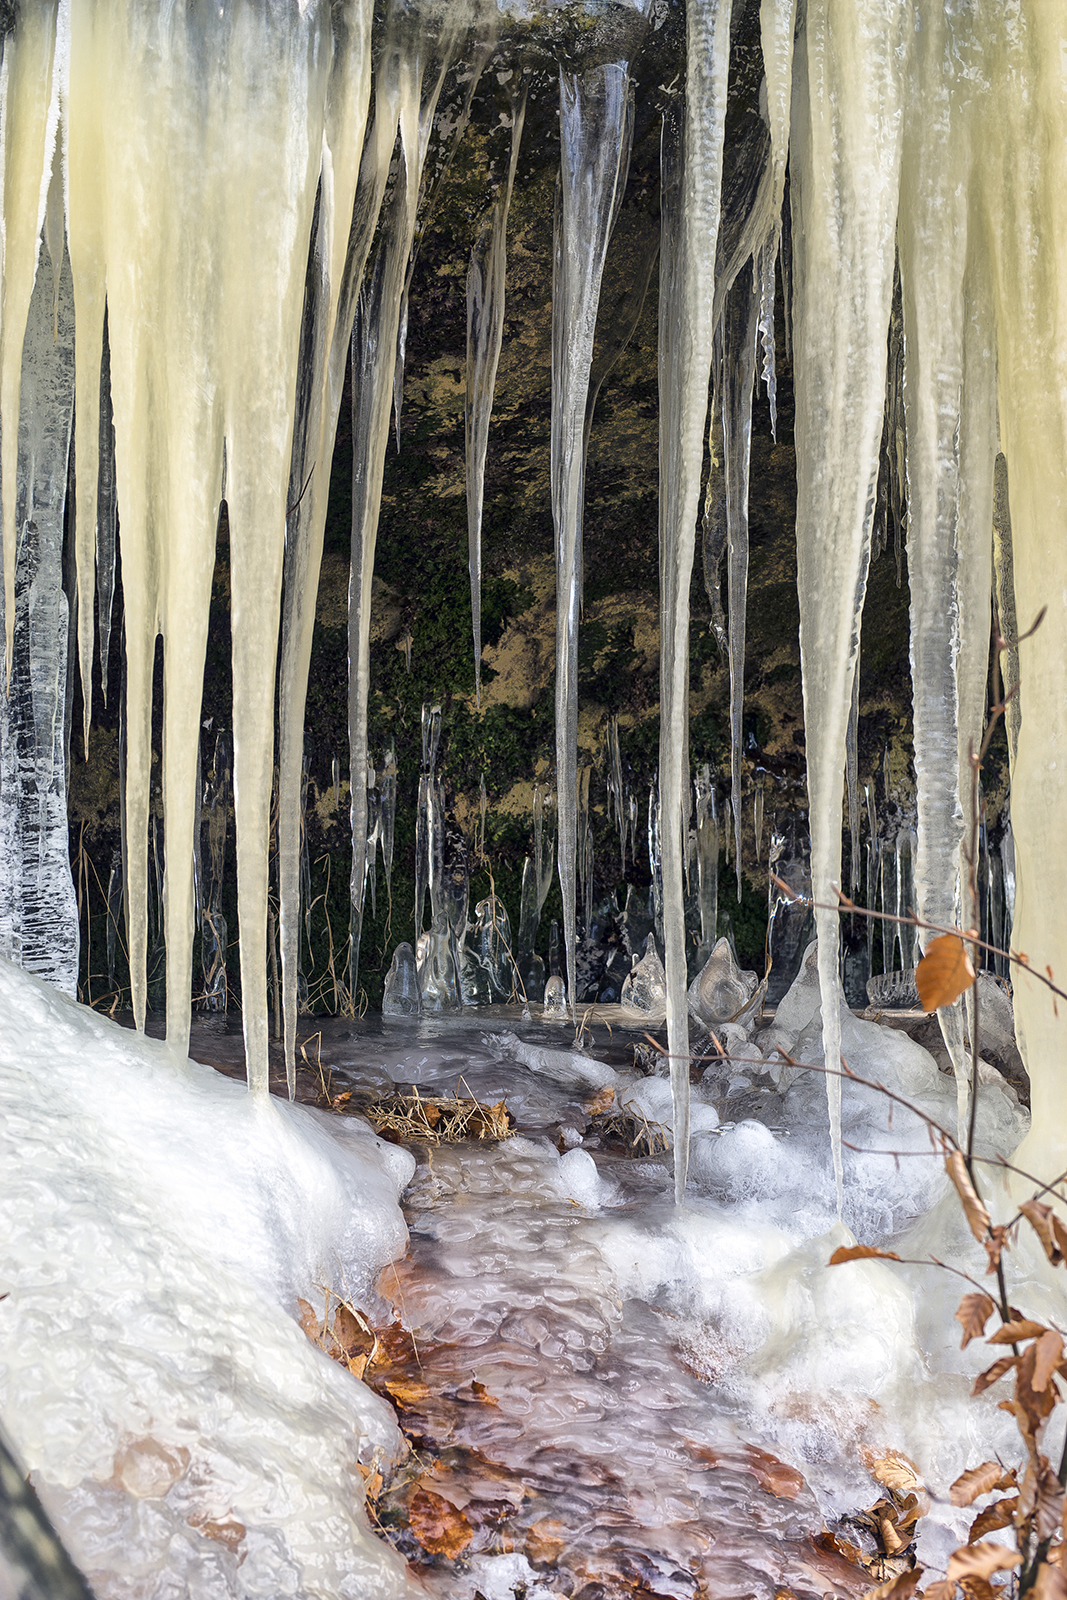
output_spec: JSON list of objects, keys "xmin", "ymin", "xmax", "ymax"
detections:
[{"xmin": 0, "ymin": 958, "xmax": 417, "ymax": 1599}]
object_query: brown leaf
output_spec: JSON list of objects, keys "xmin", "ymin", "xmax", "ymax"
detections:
[
  {"xmin": 1014, "ymin": 1344, "xmax": 1060, "ymax": 1437},
  {"xmin": 945, "ymin": 1151, "xmax": 991, "ymax": 1244},
  {"xmin": 945, "ymin": 1541, "xmax": 1021, "ymax": 1582},
  {"xmin": 741, "ymin": 1445, "xmax": 805, "ymax": 1500},
  {"xmin": 829, "ymin": 1245, "xmax": 903, "ymax": 1266},
  {"xmin": 984, "ymin": 1225, "xmax": 1011, "ymax": 1275},
  {"xmin": 867, "ymin": 1450, "xmax": 925, "ymax": 1497},
  {"xmin": 296, "ymin": 1297, "xmax": 322, "ymax": 1342},
  {"xmin": 1032, "ymin": 1564, "xmax": 1067, "ymax": 1600},
  {"xmin": 583, "ymin": 1085, "xmax": 615, "ymax": 1117},
  {"xmin": 407, "ymin": 1488, "xmax": 473, "ymax": 1559},
  {"xmin": 972, "ymin": 1355, "xmax": 1018, "ymax": 1395},
  {"xmin": 989, "ymin": 1319, "xmax": 1050, "ymax": 1345},
  {"xmin": 875, "ymin": 1511, "xmax": 908, "ymax": 1555},
  {"xmin": 957, "ymin": 1579, "xmax": 997, "ymax": 1600},
  {"xmin": 968, "ymin": 1496, "xmax": 1018, "ymax": 1542},
  {"xmin": 916, "ymin": 934, "xmax": 976, "ymax": 1011},
  {"xmin": 922, "ymin": 1582, "xmax": 955, "ymax": 1600},
  {"xmin": 1033, "ymin": 1330, "xmax": 1065, "ymax": 1393},
  {"xmin": 858, "ymin": 1570, "xmax": 924, "ymax": 1600},
  {"xmin": 957, "ymin": 1294, "xmax": 997, "ymax": 1349},
  {"xmin": 1020, "ymin": 1202, "xmax": 1066, "ymax": 1266},
  {"xmin": 1022, "ymin": 1459, "xmax": 1066, "ymax": 1541},
  {"xmin": 525, "ymin": 1517, "xmax": 569, "ymax": 1566},
  {"xmin": 950, "ymin": 1462, "xmax": 1015, "ymax": 1507},
  {"xmin": 188, "ymin": 1513, "xmax": 246, "ymax": 1554}
]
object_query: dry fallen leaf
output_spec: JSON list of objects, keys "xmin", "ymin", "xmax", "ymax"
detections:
[
  {"xmin": 945, "ymin": 1541, "xmax": 1021, "ymax": 1582},
  {"xmin": 868, "ymin": 1451, "xmax": 925, "ymax": 1498},
  {"xmin": 829, "ymin": 1245, "xmax": 903, "ymax": 1266},
  {"xmin": 407, "ymin": 1487, "xmax": 474, "ymax": 1559},
  {"xmin": 857, "ymin": 1570, "xmax": 924, "ymax": 1600},
  {"xmin": 1019, "ymin": 1201, "xmax": 1067, "ymax": 1267},
  {"xmin": 950, "ymin": 1462, "xmax": 1015, "ymax": 1507},
  {"xmin": 188, "ymin": 1513, "xmax": 246, "ymax": 1555},
  {"xmin": 1032, "ymin": 1563, "xmax": 1067, "ymax": 1600},
  {"xmin": 968, "ymin": 1495, "xmax": 1018, "ymax": 1542},
  {"xmin": 944, "ymin": 1151, "xmax": 991, "ymax": 1245},
  {"xmin": 956, "ymin": 1294, "xmax": 997, "ymax": 1349},
  {"xmin": 916, "ymin": 934, "xmax": 975, "ymax": 1011},
  {"xmin": 1033, "ymin": 1329, "xmax": 1064, "ymax": 1393},
  {"xmin": 988, "ymin": 1318, "xmax": 1049, "ymax": 1345}
]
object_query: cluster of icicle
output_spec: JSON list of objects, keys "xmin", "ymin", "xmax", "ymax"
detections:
[{"xmin": 2, "ymin": 0, "xmax": 1066, "ymax": 1196}]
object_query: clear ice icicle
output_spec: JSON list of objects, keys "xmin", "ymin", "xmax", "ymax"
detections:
[
  {"xmin": 551, "ymin": 56, "xmax": 634, "ymax": 1020},
  {"xmin": 658, "ymin": 0, "xmax": 732, "ymax": 1201},
  {"xmin": 0, "ymin": 218, "xmax": 78, "ymax": 994},
  {"xmin": 790, "ymin": 0, "xmax": 906, "ymax": 1206},
  {"xmin": 466, "ymin": 79, "xmax": 526, "ymax": 707}
]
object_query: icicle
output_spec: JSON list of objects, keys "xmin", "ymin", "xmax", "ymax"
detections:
[
  {"xmin": 277, "ymin": 0, "xmax": 379, "ymax": 1090},
  {"xmin": 864, "ymin": 782, "xmax": 877, "ymax": 973},
  {"xmin": 694, "ymin": 767, "xmax": 719, "ymax": 963},
  {"xmin": 347, "ymin": 7, "xmax": 473, "ymax": 1009},
  {"xmin": 380, "ymin": 742, "xmax": 397, "ymax": 904},
  {"xmin": 657, "ymin": 0, "xmax": 732, "ymax": 1202},
  {"xmin": 753, "ymin": 777, "xmax": 764, "ymax": 864},
  {"xmin": 898, "ymin": 0, "xmax": 994, "ymax": 1138},
  {"xmin": 755, "ymin": 236, "xmax": 778, "ymax": 439},
  {"xmin": 199, "ymin": 731, "xmax": 232, "ymax": 1014},
  {"xmin": 552, "ymin": 57, "xmax": 634, "ymax": 1021},
  {"xmin": 722, "ymin": 259, "xmax": 759, "ymax": 899},
  {"xmin": 991, "ymin": 453, "xmax": 1019, "ymax": 768},
  {"xmin": 0, "ymin": 206, "xmax": 78, "ymax": 994},
  {"xmin": 846, "ymin": 662, "xmax": 861, "ymax": 896},
  {"xmin": 790, "ymin": 0, "xmax": 906, "ymax": 1208},
  {"xmin": 466, "ymin": 79, "xmax": 526, "ymax": 707},
  {"xmin": 886, "ymin": 266, "xmax": 907, "ymax": 588},
  {"xmin": 95, "ymin": 310, "xmax": 118, "ymax": 700},
  {"xmin": 414, "ymin": 702, "xmax": 442, "ymax": 937}
]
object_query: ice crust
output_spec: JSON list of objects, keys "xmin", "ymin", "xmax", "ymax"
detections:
[{"xmin": 0, "ymin": 958, "xmax": 417, "ymax": 1599}]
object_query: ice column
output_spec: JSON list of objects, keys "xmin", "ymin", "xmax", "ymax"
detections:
[
  {"xmin": 657, "ymin": 0, "xmax": 732, "ymax": 1200},
  {"xmin": 790, "ymin": 0, "xmax": 906, "ymax": 1201}
]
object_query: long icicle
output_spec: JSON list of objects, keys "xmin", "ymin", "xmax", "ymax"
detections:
[
  {"xmin": 348, "ymin": 5, "xmax": 477, "ymax": 1004},
  {"xmin": 466, "ymin": 79, "xmax": 526, "ymax": 707},
  {"xmin": 277, "ymin": 0, "xmax": 379, "ymax": 1096},
  {"xmin": 790, "ymin": 0, "xmax": 906, "ymax": 1209},
  {"xmin": 658, "ymin": 0, "xmax": 732, "ymax": 1204},
  {"xmin": 552, "ymin": 56, "xmax": 635, "ymax": 1020},
  {"xmin": 723, "ymin": 259, "xmax": 759, "ymax": 898}
]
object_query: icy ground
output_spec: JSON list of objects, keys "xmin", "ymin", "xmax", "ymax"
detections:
[{"xmin": 0, "ymin": 950, "xmax": 1047, "ymax": 1599}]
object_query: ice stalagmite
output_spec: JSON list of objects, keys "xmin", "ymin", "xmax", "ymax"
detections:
[
  {"xmin": 790, "ymin": 0, "xmax": 906, "ymax": 1202},
  {"xmin": 657, "ymin": 0, "xmax": 732, "ymax": 1201},
  {"xmin": 552, "ymin": 53, "xmax": 635, "ymax": 1017},
  {"xmin": 0, "ymin": 200, "xmax": 77, "ymax": 994},
  {"xmin": 276, "ymin": 0, "xmax": 377, "ymax": 1094},
  {"xmin": 347, "ymin": 2, "xmax": 475, "ymax": 1004},
  {"xmin": 466, "ymin": 79, "xmax": 526, "ymax": 706}
]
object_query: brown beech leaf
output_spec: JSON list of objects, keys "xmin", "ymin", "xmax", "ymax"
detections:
[
  {"xmin": 944, "ymin": 1151, "xmax": 991, "ymax": 1244},
  {"xmin": 989, "ymin": 1319, "xmax": 1049, "ymax": 1345},
  {"xmin": 945, "ymin": 1541, "xmax": 1021, "ymax": 1582},
  {"xmin": 188, "ymin": 1513, "xmax": 246, "ymax": 1554},
  {"xmin": 858, "ymin": 1569, "xmax": 924, "ymax": 1600},
  {"xmin": 1033, "ymin": 1329, "xmax": 1065, "ymax": 1392},
  {"xmin": 868, "ymin": 1450, "xmax": 925, "ymax": 1498},
  {"xmin": 916, "ymin": 934, "xmax": 975, "ymax": 1011},
  {"xmin": 875, "ymin": 1511, "xmax": 908, "ymax": 1555},
  {"xmin": 956, "ymin": 1294, "xmax": 997, "ymax": 1349},
  {"xmin": 972, "ymin": 1355, "xmax": 1018, "ymax": 1396},
  {"xmin": 922, "ymin": 1582, "xmax": 955, "ymax": 1600},
  {"xmin": 968, "ymin": 1495, "xmax": 1018, "ymax": 1542},
  {"xmin": 829, "ymin": 1245, "xmax": 903, "ymax": 1266},
  {"xmin": 984, "ymin": 1225, "xmax": 1011, "ymax": 1275},
  {"xmin": 950, "ymin": 1462, "xmax": 1014, "ymax": 1507},
  {"xmin": 957, "ymin": 1579, "xmax": 997, "ymax": 1600},
  {"xmin": 407, "ymin": 1488, "xmax": 474, "ymax": 1559},
  {"xmin": 1032, "ymin": 1564, "xmax": 1067, "ymax": 1600},
  {"xmin": 296, "ymin": 1297, "xmax": 322, "ymax": 1342},
  {"xmin": 1020, "ymin": 1202, "xmax": 1066, "ymax": 1266}
]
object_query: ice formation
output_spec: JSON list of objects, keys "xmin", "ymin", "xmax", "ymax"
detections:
[{"xmin": 0, "ymin": 955, "xmax": 416, "ymax": 1598}]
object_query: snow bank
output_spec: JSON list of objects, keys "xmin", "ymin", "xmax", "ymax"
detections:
[{"xmin": 0, "ymin": 958, "xmax": 418, "ymax": 1599}]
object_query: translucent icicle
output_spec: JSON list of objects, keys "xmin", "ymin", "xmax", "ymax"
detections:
[
  {"xmin": 95, "ymin": 311, "xmax": 118, "ymax": 701},
  {"xmin": 1, "ymin": 1, "xmax": 61, "ymax": 682},
  {"xmin": 552, "ymin": 58, "xmax": 633, "ymax": 1019},
  {"xmin": 898, "ymin": 1, "xmax": 991, "ymax": 1137},
  {"xmin": 466, "ymin": 81, "xmax": 526, "ymax": 706},
  {"xmin": 991, "ymin": 453, "xmax": 1020, "ymax": 769},
  {"xmin": 722, "ymin": 259, "xmax": 759, "ymax": 898},
  {"xmin": 846, "ymin": 661, "xmax": 861, "ymax": 896},
  {"xmin": 347, "ymin": 6, "xmax": 473, "ymax": 1007},
  {"xmin": 0, "ymin": 215, "xmax": 78, "ymax": 994},
  {"xmin": 790, "ymin": 0, "xmax": 906, "ymax": 1206},
  {"xmin": 657, "ymin": 0, "xmax": 732, "ymax": 1202},
  {"xmin": 276, "ymin": 0, "xmax": 382, "ymax": 1093},
  {"xmin": 694, "ymin": 768, "xmax": 719, "ymax": 964}
]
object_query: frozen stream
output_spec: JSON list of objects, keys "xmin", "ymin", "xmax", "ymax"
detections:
[{"xmin": 0, "ymin": 954, "xmax": 1039, "ymax": 1600}]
